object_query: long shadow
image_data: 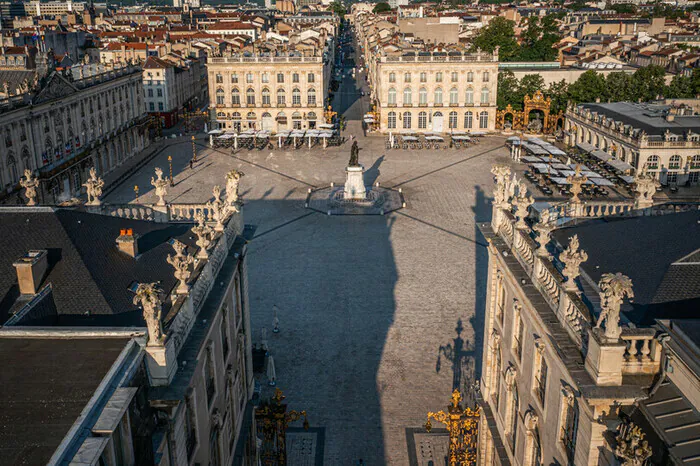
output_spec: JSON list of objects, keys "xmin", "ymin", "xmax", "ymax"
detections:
[
  {"xmin": 364, "ymin": 155, "xmax": 384, "ymax": 187},
  {"xmin": 472, "ymin": 185, "xmax": 493, "ymax": 384},
  {"xmin": 436, "ymin": 318, "xmax": 476, "ymax": 392}
]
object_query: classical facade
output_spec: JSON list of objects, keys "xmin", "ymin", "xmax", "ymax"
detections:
[
  {"xmin": 564, "ymin": 101, "xmax": 700, "ymax": 185},
  {"xmin": 0, "ymin": 62, "xmax": 149, "ymax": 204},
  {"xmin": 372, "ymin": 51, "xmax": 499, "ymax": 133},
  {"xmin": 206, "ymin": 51, "xmax": 332, "ymax": 132},
  {"xmin": 476, "ymin": 166, "xmax": 700, "ymax": 466}
]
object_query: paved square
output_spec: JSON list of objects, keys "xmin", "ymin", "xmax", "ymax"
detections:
[{"xmin": 106, "ymin": 131, "xmax": 512, "ymax": 464}]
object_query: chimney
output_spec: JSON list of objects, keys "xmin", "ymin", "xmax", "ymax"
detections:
[
  {"xmin": 116, "ymin": 228, "xmax": 139, "ymax": 257},
  {"xmin": 13, "ymin": 250, "xmax": 49, "ymax": 295},
  {"xmin": 666, "ymin": 112, "xmax": 675, "ymax": 122}
]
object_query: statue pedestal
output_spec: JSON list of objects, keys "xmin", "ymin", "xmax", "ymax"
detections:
[
  {"xmin": 584, "ymin": 327, "xmax": 625, "ymax": 386},
  {"xmin": 344, "ymin": 165, "xmax": 366, "ymax": 200}
]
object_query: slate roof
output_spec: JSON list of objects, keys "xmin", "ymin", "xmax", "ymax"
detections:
[
  {"xmin": 0, "ymin": 337, "xmax": 130, "ymax": 466},
  {"xmin": 552, "ymin": 211, "xmax": 700, "ymax": 325},
  {"xmin": 0, "ymin": 208, "xmax": 197, "ymax": 326},
  {"xmin": 579, "ymin": 102, "xmax": 700, "ymax": 137}
]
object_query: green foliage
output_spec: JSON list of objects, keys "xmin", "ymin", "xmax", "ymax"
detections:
[
  {"xmin": 567, "ymin": 70, "xmax": 607, "ymax": 104},
  {"xmin": 372, "ymin": 2, "xmax": 391, "ymax": 13},
  {"xmin": 470, "ymin": 15, "xmax": 561, "ymax": 62},
  {"xmin": 497, "ymin": 71, "xmax": 522, "ymax": 110},
  {"xmin": 470, "ymin": 17, "xmax": 520, "ymax": 61},
  {"xmin": 329, "ymin": 1, "xmax": 346, "ymax": 17},
  {"xmin": 547, "ymin": 79, "xmax": 569, "ymax": 114},
  {"xmin": 607, "ymin": 3, "xmax": 637, "ymax": 14},
  {"xmin": 632, "ymin": 65, "xmax": 666, "ymax": 102}
]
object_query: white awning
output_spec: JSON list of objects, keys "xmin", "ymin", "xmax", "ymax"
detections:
[
  {"xmin": 208, "ymin": 129, "xmax": 223, "ymax": 135},
  {"xmin": 589, "ymin": 177, "xmax": 615, "ymax": 186},
  {"xmin": 591, "ymin": 150, "xmax": 612, "ymax": 162},
  {"xmin": 576, "ymin": 142, "xmax": 596, "ymax": 153},
  {"xmin": 607, "ymin": 158, "xmax": 633, "ymax": 172}
]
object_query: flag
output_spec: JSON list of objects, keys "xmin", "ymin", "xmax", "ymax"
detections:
[
  {"xmin": 65, "ymin": 142, "xmax": 71, "ymax": 155},
  {"xmin": 75, "ymin": 136, "xmax": 80, "ymax": 148},
  {"xmin": 55, "ymin": 148, "xmax": 61, "ymax": 159},
  {"xmin": 41, "ymin": 152, "xmax": 48, "ymax": 165}
]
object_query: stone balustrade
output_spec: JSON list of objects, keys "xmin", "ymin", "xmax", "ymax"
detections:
[
  {"xmin": 620, "ymin": 328, "xmax": 662, "ymax": 375},
  {"xmin": 208, "ymin": 56, "xmax": 323, "ymax": 64},
  {"xmin": 381, "ymin": 53, "xmax": 496, "ymax": 63},
  {"xmin": 87, "ymin": 203, "xmax": 230, "ymax": 224}
]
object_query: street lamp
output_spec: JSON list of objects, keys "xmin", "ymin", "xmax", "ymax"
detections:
[
  {"xmin": 134, "ymin": 185, "xmax": 139, "ymax": 203},
  {"xmin": 191, "ymin": 135, "xmax": 197, "ymax": 163},
  {"xmin": 168, "ymin": 155, "xmax": 174, "ymax": 186},
  {"xmin": 425, "ymin": 388, "xmax": 480, "ymax": 466},
  {"xmin": 255, "ymin": 389, "xmax": 309, "ymax": 465}
]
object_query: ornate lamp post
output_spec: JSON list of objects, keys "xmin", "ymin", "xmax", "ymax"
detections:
[
  {"xmin": 134, "ymin": 185, "xmax": 139, "ymax": 203},
  {"xmin": 191, "ymin": 135, "xmax": 197, "ymax": 163},
  {"xmin": 255, "ymin": 389, "xmax": 310, "ymax": 466},
  {"xmin": 425, "ymin": 389, "xmax": 480, "ymax": 466},
  {"xmin": 168, "ymin": 155, "xmax": 174, "ymax": 186}
]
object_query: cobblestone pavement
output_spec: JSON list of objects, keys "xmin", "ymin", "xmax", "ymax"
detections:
[{"xmin": 106, "ymin": 132, "xmax": 511, "ymax": 465}]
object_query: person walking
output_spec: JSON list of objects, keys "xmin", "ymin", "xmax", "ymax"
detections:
[{"xmin": 189, "ymin": 159, "xmax": 193, "ymax": 170}]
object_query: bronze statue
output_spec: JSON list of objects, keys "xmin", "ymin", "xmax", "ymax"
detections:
[{"xmin": 349, "ymin": 141, "xmax": 361, "ymax": 167}]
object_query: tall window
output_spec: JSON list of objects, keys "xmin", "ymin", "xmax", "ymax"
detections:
[
  {"xmin": 246, "ymin": 73, "xmax": 253, "ymax": 83},
  {"xmin": 535, "ymin": 355, "xmax": 548, "ymax": 407},
  {"xmin": 479, "ymin": 111, "xmax": 488, "ymax": 129},
  {"xmin": 467, "ymin": 71, "xmax": 474, "ymax": 82},
  {"xmin": 261, "ymin": 73, "xmax": 269, "ymax": 83},
  {"xmin": 216, "ymin": 88, "xmax": 224, "ymax": 105},
  {"xmin": 277, "ymin": 73, "xmax": 284, "ymax": 83},
  {"xmin": 419, "ymin": 87, "xmax": 427, "ymax": 105},
  {"xmin": 205, "ymin": 345, "xmax": 216, "ymax": 405},
  {"xmin": 646, "ymin": 155, "xmax": 659, "ymax": 169},
  {"xmin": 449, "ymin": 111, "xmax": 457, "ymax": 129},
  {"xmin": 388, "ymin": 87, "xmax": 397, "ymax": 105},
  {"xmin": 436, "ymin": 72, "xmax": 443, "ymax": 82},
  {"xmin": 185, "ymin": 393, "xmax": 197, "ymax": 460},
  {"xmin": 308, "ymin": 73, "xmax": 315, "ymax": 83},
  {"xmin": 496, "ymin": 275, "xmax": 506, "ymax": 326},
  {"xmin": 404, "ymin": 72, "xmax": 411, "ymax": 83},
  {"xmin": 246, "ymin": 88, "xmax": 255, "ymax": 105},
  {"xmin": 451, "ymin": 71, "xmax": 458, "ymax": 82},
  {"xmin": 277, "ymin": 88, "xmax": 286, "ymax": 105},
  {"xmin": 307, "ymin": 88, "xmax": 316, "ymax": 106},
  {"xmin": 231, "ymin": 88, "xmax": 240, "ymax": 106},
  {"xmin": 560, "ymin": 390, "xmax": 578, "ymax": 463},
  {"xmin": 292, "ymin": 88, "xmax": 301, "ymax": 105},
  {"xmin": 434, "ymin": 88, "xmax": 443, "ymax": 105},
  {"xmin": 418, "ymin": 111, "xmax": 427, "ymax": 129},
  {"xmin": 292, "ymin": 73, "xmax": 299, "ymax": 83},
  {"xmin": 513, "ymin": 302, "xmax": 523, "ymax": 361},
  {"xmin": 389, "ymin": 72, "xmax": 396, "ymax": 83},
  {"xmin": 481, "ymin": 87, "xmax": 490, "ymax": 104},
  {"xmin": 509, "ymin": 387, "xmax": 519, "ymax": 451},
  {"xmin": 216, "ymin": 73, "xmax": 223, "ymax": 84},
  {"xmin": 420, "ymin": 72, "xmax": 427, "ymax": 83},
  {"xmin": 403, "ymin": 112, "xmax": 412, "ymax": 129},
  {"xmin": 388, "ymin": 111, "xmax": 396, "ymax": 129},
  {"xmin": 483, "ymin": 71, "xmax": 490, "ymax": 82},
  {"xmin": 449, "ymin": 87, "xmax": 458, "ymax": 105},
  {"xmin": 465, "ymin": 111, "xmax": 473, "ymax": 129},
  {"xmin": 403, "ymin": 87, "xmax": 412, "ymax": 105},
  {"xmin": 262, "ymin": 88, "xmax": 270, "ymax": 105},
  {"xmin": 669, "ymin": 155, "xmax": 682, "ymax": 169},
  {"xmin": 221, "ymin": 307, "xmax": 230, "ymax": 358},
  {"xmin": 493, "ymin": 348, "xmax": 502, "ymax": 411},
  {"xmin": 466, "ymin": 87, "xmax": 474, "ymax": 105}
]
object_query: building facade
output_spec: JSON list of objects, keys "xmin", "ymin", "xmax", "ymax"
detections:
[
  {"xmin": 372, "ymin": 52, "xmax": 499, "ymax": 133},
  {"xmin": 565, "ymin": 102, "xmax": 700, "ymax": 185},
  {"xmin": 0, "ymin": 62, "xmax": 149, "ymax": 204},
  {"xmin": 207, "ymin": 53, "xmax": 331, "ymax": 132}
]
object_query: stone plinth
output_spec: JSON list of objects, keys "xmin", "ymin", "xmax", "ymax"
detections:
[
  {"xmin": 344, "ymin": 165, "xmax": 366, "ymax": 200},
  {"xmin": 584, "ymin": 327, "xmax": 626, "ymax": 386}
]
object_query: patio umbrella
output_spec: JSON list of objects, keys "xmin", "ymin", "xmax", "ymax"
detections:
[
  {"xmin": 273, "ymin": 305, "xmax": 280, "ymax": 333},
  {"xmin": 261, "ymin": 327, "xmax": 268, "ymax": 351},
  {"xmin": 267, "ymin": 355, "xmax": 276, "ymax": 386},
  {"xmin": 234, "ymin": 134, "xmax": 238, "ymax": 151}
]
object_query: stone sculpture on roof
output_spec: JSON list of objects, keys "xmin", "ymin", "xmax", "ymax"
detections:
[
  {"xmin": 596, "ymin": 272, "xmax": 634, "ymax": 341},
  {"xmin": 20, "ymin": 169, "xmax": 39, "ymax": 206},
  {"xmin": 133, "ymin": 282, "xmax": 165, "ymax": 346}
]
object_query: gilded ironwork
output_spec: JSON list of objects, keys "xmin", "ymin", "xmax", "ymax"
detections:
[
  {"xmin": 425, "ymin": 388, "xmax": 480, "ymax": 465},
  {"xmin": 255, "ymin": 389, "xmax": 310, "ymax": 465},
  {"xmin": 324, "ymin": 104, "xmax": 337, "ymax": 124},
  {"xmin": 495, "ymin": 90, "xmax": 564, "ymax": 134}
]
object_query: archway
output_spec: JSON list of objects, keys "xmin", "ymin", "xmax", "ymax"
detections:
[
  {"xmin": 432, "ymin": 111, "xmax": 444, "ymax": 132},
  {"xmin": 526, "ymin": 109, "xmax": 545, "ymax": 133},
  {"xmin": 262, "ymin": 113, "xmax": 273, "ymax": 131}
]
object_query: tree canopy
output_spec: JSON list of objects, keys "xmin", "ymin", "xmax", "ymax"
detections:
[
  {"xmin": 329, "ymin": 1, "xmax": 346, "ymax": 17},
  {"xmin": 372, "ymin": 2, "xmax": 391, "ymax": 13},
  {"xmin": 470, "ymin": 15, "xmax": 561, "ymax": 62}
]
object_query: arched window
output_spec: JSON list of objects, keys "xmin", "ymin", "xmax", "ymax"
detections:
[
  {"xmin": 388, "ymin": 111, "xmax": 396, "ymax": 129},
  {"xmin": 217, "ymin": 111, "xmax": 226, "ymax": 118},
  {"xmin": 292, "ymin": 111, "xmax": 302, "ymax": 129},
  {"xmin": 231, "ymin": 88, "xmax": 240, "ymax": 106},
  {"xmin": 232, "ymin": 112, "xmax": 241, "ymax": 120},
  {"xmin": 292, "ymin": 88, "xmax": 301, "ymax": 105},
  {"xmin": 691, "ymin": 155, "xmax": 700, "ymax": 169},
  {"xmin": 449, "ymin": 87, "xmax": 458, "ymax": 105},
  {"xmin": 479, "ymin": 111, "xmax": 489, "ymax": 129},
  {"xmin": 402, "ymin": 111, "xmax": 412, "ymax": 129},
  {"xmin": 403, "ymin": 87, "xmax": 412, "ymax": 105},
  {"xmin": 307, "ymin": 111, "xmax": 317, "ymax": 121},
  {"xmin": 419, "ymin": 87, "xmax": 427, "ymax": 105},
  {"xmin": 246, "ymin": 88, "xmax": 255, "ymax": 105},
  {"xmin": 307, "ymin": 88, "xmax": 316, "ymax": 106},
  {"xmin": 669, "ymin": 155, "xmax": 682, "ymax": 169},
  {"xmin": 246, "ymin": 112, "xmax": 256, "ymax": 120},
  {"xmin": 434, "ymin": 87, "xmax": 443, "ymax": 105},
  {"xmin": 449, "ymin": 111, "xmax": 458, "ymax": 129},
  {"xmin": 466, "ymin": 87, "xmax": 474, "ymax": 105},
  {"xmin": 646, "ymin": 155, "xmax": 659, "ymax": 169},
  {"xmin": 464, "ymin": 111, "xmax": 473, "ymax": 129},
  {"xmin": 418, "ymin": 111, "xmax": 427, "ymax": 129},
  {"xmin": 277, "ymin": 88, "xmax": 286, "ymax": 105},
  {"xmin": 388, "ymin": 87, "xmax": 396, "ymax": 105},
  {"xmin": 481, "ymin": 87, "xmax": 490, "ymax": 104},
  {"xmin": 216, "ymin": 87, "xmax": 225, "ymax": 105},
  {"xmin": 262, "ymin": 88, "xmax": 270, "ymax": 105}
]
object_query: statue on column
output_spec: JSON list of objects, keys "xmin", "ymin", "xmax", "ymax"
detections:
[
  {"xmin": 566, "ymin": 165, "xmax": 588, "ymax": 203},
  {"xmin": 349, "ymin": 141, "xmax": 361, "ymax": 167},
  {"xmin": 83, "ymin": 167, "xmax": 104, "ymax": 205},
  {"xmin": 595, "ymin": 273, "xmax": 634, "ymax": 341},
  {"xmin": 166, "ymin": 239, "xmax": 195, "ymax": 295},
  {"xmin": 191, "ymin": 211, "xmax": 213, "ymax": 259},
  {"xmin": 560, "ymin": 235, "xmax": 588, "ymax": 291},
  {"xmin": 225, "ymin": 169, "xmax": 245, "ymax": 206},
  {"xmin": 133, "ymin": 282, "xmax": 165, "ymax": 346},
  {"xmin": 633, "ymin": 166, "xmax": 657, "ymax": 209},
  {"xmin": 151, "ymin": 167, "xmax": 168, "ymax": 206},
  {"xmin": 207, "ymin": 185, "xmax": 227, "ymax": 231},
  {"xmin": 533, "ymin": 209, "xmax": 555, "ymax": 257},
  {"xmin": 512, "ymin": 181, "xmax": 534, "ymax": 230},
  {"xmin": 20, "ymin": 169, "xmax": 39, "ymax": 206}
]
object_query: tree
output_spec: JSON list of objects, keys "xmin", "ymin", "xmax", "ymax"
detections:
[
  {"xmin": 329, "ymin": 1, "xmax": 346, "ymax": 17},
  {"xmin": 605, "ymin": 72, "xmax": 634, "ymax": 102},
  {"xmin": 567, "ymin": 70, "xmax": 607, "ymax": 104},
  {"xmin": 519, "ymin": 74, "xmax": 545, "ymax": 100},
  {"xmin": 515, "ymin": 15, "xmax": 560, "ymax": 62},
  {"xmin": 632, "ymin": 65, "xmax": 666, "ymax": 101},
  {"xmin": 372, "ymin": 2, "xmax": 391, "ymax": 13},
  {"xmin": 666, "ymin": 74, "xmax": 694, "ymax": 99},
  {"xmin": 470, "ymin": 17, "xmax": 519, "ymax": 62},
  {"xmin": 547, "ymin": 79, "xmax": 569, "ymax": 114},
  {"xmin": 497, "ymin": 70, "xmax": 521, "ymax": 110},
  {"xmin": 608, "ymin": 3, "xmax": 637, "ymax": 14}
]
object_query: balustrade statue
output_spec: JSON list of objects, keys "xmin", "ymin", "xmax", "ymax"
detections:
[
  {"xmin": 166, "ymin": 239, "xmax": 195, "ymax": 294},
  {"xmin": 151, "ymin": 167, "xmax": 168, "ymax": 206},
  {"xmin": 533, "ymin": 209, "xmax": 555, "ymax": 257},
  {"xmin": 595, "ymin": 273, "xmax": 634, "ymax": 341},
  {"xmin": 20, "ymin": 169, "xmax": 39, "ymax": 206},
  {"xmin": 133, "ymin": 283, "xmax": 165, "ymax": 346},
  {"xmin": 560, "ymin": 235, "xmax": 588, "ymax": 291},
  {"xmin": 191, "ymin": 211, "xmax": 213, "ymax": 259},
  {"xmin": 83, "ymin": 167, "xmax": 105, "ymax": 206},
  {"xmin": 512, "ymin": 181, "xmax": 534, "ymax": 230}
]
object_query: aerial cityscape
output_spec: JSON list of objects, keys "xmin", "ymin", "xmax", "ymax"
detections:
[{"xmin": 0, "ymin": 0, "xmax": 699, "ymax": 464}]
